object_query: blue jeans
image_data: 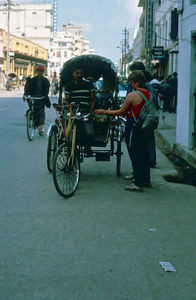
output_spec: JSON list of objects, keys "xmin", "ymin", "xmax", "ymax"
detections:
[{"xmin": 124, "ymin": 118, "xmax": 150, "ymax": 187}]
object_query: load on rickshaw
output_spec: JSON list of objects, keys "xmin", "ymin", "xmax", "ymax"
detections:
[{"xmin": 47, "ymin": 54, "xmax": 126, "ymax": 198}]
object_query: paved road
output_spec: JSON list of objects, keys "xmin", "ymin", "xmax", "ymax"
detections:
[{"xmin": 0, "ymin": 90, "xmax": 196, "ymax": 299}]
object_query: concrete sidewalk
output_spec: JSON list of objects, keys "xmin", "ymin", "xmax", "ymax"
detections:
[{"xmin": 155, "ymin": 111, "xmax": 196, "ymax": 169}]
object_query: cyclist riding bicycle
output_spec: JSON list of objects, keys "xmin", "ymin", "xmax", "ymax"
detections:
[{"xmin": 24, "ymin": 65, "xmax": 50, "ymax": 135}]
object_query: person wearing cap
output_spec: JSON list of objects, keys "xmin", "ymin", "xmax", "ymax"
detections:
[{"xmin": 25, "ymin": 65, "xmax": 50, "ymax": 135}]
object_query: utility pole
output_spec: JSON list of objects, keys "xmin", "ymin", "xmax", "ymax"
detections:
[
  {"xmin": 145, "ymin": 0, "xmax": 153, "ymax": 73},
  {"xmin": 6, "ymin": 0, "xmax": 11, "ymax": 75},
  {"xmin": 53, "ymin": 0, "xmax": 58, "ymax": 37},
  {"xmin": 122, "ymin": 27, "xmax": 129, "ymax": 78}
]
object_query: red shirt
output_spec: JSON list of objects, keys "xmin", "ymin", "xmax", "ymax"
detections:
[{"xmin": 127, "ymin": 89, "xmax": 150, "ymax": 119}]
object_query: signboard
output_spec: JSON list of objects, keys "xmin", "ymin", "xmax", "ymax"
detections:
[{"xmin": 153, "ymin": 46, "xmax": 164, "ymax": 59}]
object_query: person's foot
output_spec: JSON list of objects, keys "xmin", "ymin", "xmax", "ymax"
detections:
[
  {"xmin": 125, "ymin": 184, "xmax": 143, "ymax": 192},
  {"xmin": 39, "ymin": 131, "xmax": 44, "ymax": 136},
  {"xmin": 25, "ymin": 109, "xmax": 30, "ymax": 117},
  {"xmin": 124, "ymin": 174, "xmax": 134, "ymax": 180},
  {"xmin": 39, "ymin": 125, "xmax": 44, "ymax": 136}
]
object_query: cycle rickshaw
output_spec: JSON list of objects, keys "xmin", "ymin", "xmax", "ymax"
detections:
[{"xmin": 47, "ymin": 55, "xmax": 125, "ymax": 198}]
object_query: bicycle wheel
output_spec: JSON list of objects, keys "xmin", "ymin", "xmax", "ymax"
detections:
[
  {"xmin": 26, "ymin": 110, "xmax": 34, "ymax": 141},
  {"xmin": 116, "ymin": 140, "xmax": 122, "ymax": 176},
  {"xmin": 53, "ymin": 142, "xmax": 80, "ymax": 198},
  {"xmin": 47, "ymin": 126, "xmax": 58, "ymax": 172}
]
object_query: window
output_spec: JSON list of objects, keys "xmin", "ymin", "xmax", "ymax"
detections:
[
  {"xmin": 57, "ymin": 51, "xmax": 61, "ymax": 58},
  {"xmin": 59, "ymin": 42, "xmax": 67, "ymax": 46},
  {"xmin": 64, "ymin": 51, "xmax": 67, "ymax": 57},
  {"xmin": 32, "ymin": 12, "xmax": 37, "ymax": 14}
]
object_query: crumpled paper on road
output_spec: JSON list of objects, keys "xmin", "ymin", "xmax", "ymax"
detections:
[{"xmin": 160, "ymin": 261, "xmax": 176, "ymax": 272}]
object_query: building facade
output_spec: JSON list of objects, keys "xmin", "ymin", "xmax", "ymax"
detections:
[
  {"xmin": 0, "ymin": 3, "xmax": 52, "ymax": 50},
  {"xmin": 49, "ymin": 23, "xmax": 96, "ymax": 77},
  {"xmin": 176, "ymin": 0, "xmax": 196, "ymax": 155},
  {"xmin": 153, "ymin": 0, "xmax": 178, "ymax": 79},
  {"xmin": 137, "ymin": 0, "xmax": 178, "ymax": 79},
  {"xmin": 0, "ymin": 29, "xmax": 48, "ymax": 79}
]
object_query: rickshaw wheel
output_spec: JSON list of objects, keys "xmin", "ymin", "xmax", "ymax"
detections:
[
  {"xmin": 53, "ymin": 142, "xmax": 80, "ymax": 198},
  {"xmin": 116, "ymin": 140, "xmax": 121, "ymax": 176},
  {"xmin": 47, "ymin": 126, "xmax": 57, "ymax": 172}
]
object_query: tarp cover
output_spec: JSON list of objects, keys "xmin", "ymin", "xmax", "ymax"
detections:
[{"xmin": 60, "ymin": 54, "xmax": 117, "ymax": 87}]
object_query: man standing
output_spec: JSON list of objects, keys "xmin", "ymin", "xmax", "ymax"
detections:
[{"xmin": 25, "ymin": 65, "xmax": 50, "ymax": 135}]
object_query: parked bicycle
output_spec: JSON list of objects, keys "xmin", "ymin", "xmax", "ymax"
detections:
[
  {"xmin": 47, "ymin": 103, "xmax": 72, "ymax": 172},
  {"xmin": 24, "ymin": 96, "xmax": 45, "ymax": 141}
]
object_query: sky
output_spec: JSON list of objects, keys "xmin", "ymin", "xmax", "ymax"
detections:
[{"xmin": 8, "ymin": 0, "xmax": 142, "ymax": 64}]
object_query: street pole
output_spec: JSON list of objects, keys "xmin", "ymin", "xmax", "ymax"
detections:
[
  {"xmin": 145, "ymin": 0, "xmax": 153, "ymax": 73},
  {"xmin": 123, "ymin": 27, "xmax": 127, "ymax": 78},
  {"xmin": 6, "ymin": 0, "xmax": 11, "ymax": 75}
]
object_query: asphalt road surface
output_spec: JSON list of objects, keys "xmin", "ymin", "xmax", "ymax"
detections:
[{"xmin": 0, "ymin": 90, "xmax": 196, "ymax": 299}]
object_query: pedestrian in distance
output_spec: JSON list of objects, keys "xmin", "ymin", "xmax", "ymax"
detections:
[
  {"xmin": 24, "ymin": 65, "xmax": 50, "ymax": 135},
  {"xmin": 166, "ymin": 75, "xmax": 173, "ymax": 113},
  {"xmin": 95, "ymin": 70, "xmax": 153, "ymax": 192},
  {"xmin": 171, "ymin": 72, "xmax": 178, "ymax": 113}
]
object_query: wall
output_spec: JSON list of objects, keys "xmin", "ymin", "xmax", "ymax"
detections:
[{"xmin": 176, "ymin": 2, "xmax": 196, "ymax": 149}]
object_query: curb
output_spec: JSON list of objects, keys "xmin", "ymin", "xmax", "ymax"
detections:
[{"xmin": 155, "ymin": 129, "xmax": 196, "ymax": 170}]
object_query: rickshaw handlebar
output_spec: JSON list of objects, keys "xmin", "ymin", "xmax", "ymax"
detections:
[
  {"xmin": 53, "ymin": 103, "xmax": 92, "ymax": 120},
  {"xmin": 24, "ymin": 96, "xmax": 45, "ymax": 101}
]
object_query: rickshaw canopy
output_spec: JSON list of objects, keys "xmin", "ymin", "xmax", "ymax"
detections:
[{"xmin": 60, "ymin": 54, "xmax": 117, "ymax": 90}]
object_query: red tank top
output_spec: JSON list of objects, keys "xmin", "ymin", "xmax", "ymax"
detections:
[{"xmin": 127, "ymin": 89, "xmax": 150, "ymax": 119}]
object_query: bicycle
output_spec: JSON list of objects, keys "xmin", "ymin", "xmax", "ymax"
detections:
[
  {"xmin": 24, "ymin": 96, "xmax": 45, "ymax": 141},
  {"xmin": 47, "ymin": 103, "xmax": 70, "ymax": 172},
  {"xmin": 52, "ymin": 104, "xmax": 83, "ymax": 197}
]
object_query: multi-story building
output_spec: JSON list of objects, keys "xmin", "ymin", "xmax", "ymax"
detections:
[
  {"xmin": 0, "ymin": 3, "xmax": 52, "ymax": 49},
  {"xmin": 137, "ymin": 0, "xmax": 178, "ymax": 78},
  {"xmin": 153, "ymin": 0, "xmax": 178, "ymax": 79},
  {"xmin": 49, "ymin": 23, "xmax": 96, "ymax": 76},
  {"xmin": 175, "ymin": 0, "xmax": 196, "ymax": 161},
  {"xmin": 0, "ymin": 29, "xmax": 48, "ymax": 79},
  {"xmin": 136, "ymin": 0, "xmax": 196, "ymax": 166}
]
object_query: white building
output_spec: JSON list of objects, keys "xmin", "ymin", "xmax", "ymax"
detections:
[
  {"xmin": 175, "ymin": 0, "xmax": 196, "ymax": 162},
  {"xmin": 49, "ymin": 23, "xmax": 96, "ymax": 76},
  {"xmin": 0, "ymin": 3, "xmax": 52, "ymax": 49},
  {"xmin": 153, "ymin": 0, "xmax": 178, "ymax": 78},
  {"xmin": 130, "ymin": 28, "xmax": 143, "ymax": 61}
]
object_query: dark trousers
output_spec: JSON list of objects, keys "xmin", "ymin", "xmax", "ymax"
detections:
[{"xmin": 125, "ymin": 118, "xmax": 150, "ymax": 187}]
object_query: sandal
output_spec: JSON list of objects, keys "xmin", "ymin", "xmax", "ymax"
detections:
[
  {"xmin": 39, "ymin": 131, "xmax": 44, "ymax": 136},
  {"xmin": 125, "ymin": 184, "xmax": 143, "ymax": 192}
]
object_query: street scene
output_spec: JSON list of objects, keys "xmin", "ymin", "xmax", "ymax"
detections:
[{"xmin": 0, "ymin": 0, "xmax": 196, "ymax": 299}]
